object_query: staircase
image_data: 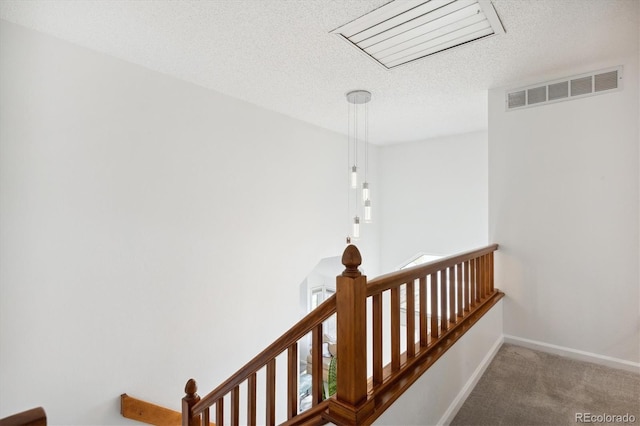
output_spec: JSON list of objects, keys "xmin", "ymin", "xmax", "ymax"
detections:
[{"xmin": 123, "ymin": 244, "xmax": 503, "ymax": 425}]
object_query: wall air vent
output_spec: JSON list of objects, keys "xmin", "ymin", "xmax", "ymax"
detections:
[
  {"xmin": 571, "ymin": 76, "xmax": 593, "ymax": 97},
  {"xmin": 331, "ymin": 0, "xmax": 505, "ymax": 70},
  {"xmin": 508, "ymin": 91, "xmax": 526, "ymax": 109},
  {"xmin": 527, "ymin": 86, "xmax": 547, "ymax": 105},
  {"xmin": 548, "ymin": 81, "xmax": 569, "ymax": 101},
  {"xmin": 506, "ymin": 66, "xmax": 623, "ymax": 111},
  {"xmin": 594, "ymin": 70, "xmax": 618, "ymax": 92}
]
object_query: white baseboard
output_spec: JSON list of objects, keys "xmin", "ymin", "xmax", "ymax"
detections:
[
  {"xmin": 503, "ymin": 335, "xmax": 640, "ymax": 374},
  {"xmin": 438, "ymin": 334, "xmax": 504, "ymax": 426}
]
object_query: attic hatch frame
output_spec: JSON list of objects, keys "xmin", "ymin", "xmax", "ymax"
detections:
[{"xmin": 330, "ymin": 0, "xmax": 505, "ymax": 70}]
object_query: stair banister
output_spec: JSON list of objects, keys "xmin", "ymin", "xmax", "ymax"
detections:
[
  {"xmin": 179, "ymin": 243, "xmax": 503, "ymax": 426},
  {"xmin": 182, "ymin": 288, "xmax": 338, "ymax": 425}
]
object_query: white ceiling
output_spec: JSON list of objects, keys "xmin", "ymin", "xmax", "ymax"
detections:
[{"xmin": 0, "ymin": 0, "xmax": 638, "ymax": 144}]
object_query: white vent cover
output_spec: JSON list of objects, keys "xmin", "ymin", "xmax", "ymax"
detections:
[
  {"xmin": 505, "ymin": 66, "xmax": 623, "ymax": 111},
  {"xmin": 331, "ymin": 0, "xmax": 505, "ymax": 70}
]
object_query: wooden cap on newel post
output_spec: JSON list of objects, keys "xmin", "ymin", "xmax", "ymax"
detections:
[{"xmin": 327, "ymin": 245, "xmax": 374, "ymax": 425}]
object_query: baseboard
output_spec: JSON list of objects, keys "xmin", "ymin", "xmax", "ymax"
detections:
[
  {"xmin": 437, "ymin": 334, "xmax": 504, "ymax": 426},
  {"xmin": 503, "ymin": 335, "xmax": 640, "ymax": 374}
]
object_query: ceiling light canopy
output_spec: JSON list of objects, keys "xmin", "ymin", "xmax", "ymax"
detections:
[{"xmin": 331, "ymin": 0, "xmax": 505, "ymax": 69}]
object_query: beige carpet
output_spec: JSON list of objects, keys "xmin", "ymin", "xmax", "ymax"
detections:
[{"xmin": 451, "ymin": 344, "xmax": 640, "ymax": 426}]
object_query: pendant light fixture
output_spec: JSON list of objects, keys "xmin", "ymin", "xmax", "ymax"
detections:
[
  {"xmin": 353, "ymin": 216, "xmax": 360, "ymax": 240},
  {"xmin": 346, "ymin": 90, "xmax": 372, "ymax": 243}
]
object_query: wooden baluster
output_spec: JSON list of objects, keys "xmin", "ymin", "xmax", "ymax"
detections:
[
  {"xmin": 483, "ymin": 255, "xmax": 489, "ymax": 298},
  {"xmin": 482, "ymin": 255, "xmax": 489, "ymax": 298},
  {"xmin": 490, "ymin": 251, "xmax": 495, "ymax": 292},
  {"xmin": 182, "ymin": 379, "xmax": 200, "ymax": 426},
  {"xmin": 468, "ymin": 258, "xmax": 473, "ymax": 308},
  {"xmin": 488, "ymin": 255, "xmax": 491, "ymax": 294},
  {"xmin": 456, "ymin": 263, "xmax": 463, "ymax": 319},
  {"xmin": 328, "ymin": 244, "xmax": 374, "ymax": 425},
  {"xmin": 216, "ymin": 399, "xmax": 224, "ymax": 426},
  {"xmin": 287, "ymin": 343, "xmax": 298, "ymax": 419},
  {"xmin": 248, "ymin": 373, "xmax": 257, "ymax": 426},
  {"xmin": 203, "ymin": 408, "xmax": 210, "ymax": 426},
  {"xmin": 469, "ymin": 259, "xmax": 476, "ymax": 308},
  {"xmin": 391, "ymin": 285, "xmax": 401, "ymax": 371},
  {"xmin": 311, "ymin": 325, "xmax": 323, "ymax": 406},
  {"xmin": 266, "ymin": 359, "xmax": 276, "ymax": 426},
  {"xmin": 373, "ymin": 292, "xmax": 383, "ymax": 386},
  {"xmin": 406, "ymin": 280, "xmax": 416, "ymax": 358},
  {"xmin": 475, "ymin": 257, "xmax": 481, "ymax": 304},
  {"xmin": 440, "ymin": 268, "xmax": 448, "ymax": 333},
  {"xmin": 430, "ymin": 273, "xmax": 438, "ymax": 340},
  {"xmin": 231, "ymin": 386, "xmax": 240, "ymax": 426},
  {"xmin": 477, "ymin": 256, "xmax": 482, "ymax": 300},
  {"xmin": 419, "ymin": 276, "xmax": 428, "ymax": 346},
  {"xmin": 448, "ymin": 266, "xmax": 456, "ymax": 325},
  {"xmin": 464, "ymin": 260, "xmax": 471, "ymax": 312}
]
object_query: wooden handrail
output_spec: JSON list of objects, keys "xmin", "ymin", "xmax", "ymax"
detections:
[
  {"xmin": 190, "ymin": 293, "xmax": 337, "ymax": 418},
  {"xmin": 367, "ymin": 244, "xmax": 499, "ymax": 295},
  {"xmin": 182, "ymin": 243, "xmax": 502, "ymax": 426},
  {"xmin": 121, "ymin": 393, "xmax": 216, "ymax": 426},
  {"xmin": 121, "ymin": 394, "xmax": 183, "ymax": 426},
  {"xmin": 0, "ymin": 407, "xmax": 46, "ymax": 426}
]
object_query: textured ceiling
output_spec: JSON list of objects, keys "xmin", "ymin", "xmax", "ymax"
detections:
[{"xmin": 0, "ymin": 0, "xmax": 638, "ymax": 144}]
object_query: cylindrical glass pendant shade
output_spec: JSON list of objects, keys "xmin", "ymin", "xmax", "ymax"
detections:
[
  {"xmin": 353, "ymin": 216, "xmax": 360, "ymax": 239},
  {"xmin": 364, "ymin": 199, "xmax": 372, "ymax": 223},
  {"xmin": 351, "ymin": 165, "xmax": 358, "ymax": 188},
  {"xmin": 362, "ymin": 182, "xmax": 369, "ymax": 203}
]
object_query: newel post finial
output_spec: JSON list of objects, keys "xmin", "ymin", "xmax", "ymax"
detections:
[
  {"xmin": 342, "ymin": 244, "xmax": 362, "ymax": 278},
  {"xmin": 184, "ymin": 378, "xmax": 198, "ymax": 397},
  {"xmin": 182, "ymin": 379, "xmax": 200, "ymax": 426}
]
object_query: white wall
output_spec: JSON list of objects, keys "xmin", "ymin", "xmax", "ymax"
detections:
[
  {"xmin": 489, "ymin": 58, "xmax": 640, "ymax": 363},
  {"xmin": 378, "ymin": 132, "xmax": 489, "ymax": 272},
  {"xmin": 0, "ymin": 20, "xmax": 379, "ymax": 424},
  {"xmin": 373, "ymin": 300, "xmax": 503, "ymax": 426}
]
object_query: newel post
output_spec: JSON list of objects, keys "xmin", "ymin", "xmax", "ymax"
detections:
[
  {"xmin": 327, "ymin": 245, "xmax": 374, "ymax": 425},
  {"xmin": 182, "ymin": 379, "xmax": 200, "ymax": 426}
]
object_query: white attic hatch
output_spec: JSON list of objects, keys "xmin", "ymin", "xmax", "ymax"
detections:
[{"xmin": 331, "ymin": 0, "xmax": 505, "ymax": 69}]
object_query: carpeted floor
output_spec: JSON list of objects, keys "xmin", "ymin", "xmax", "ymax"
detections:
[{"xmin": 451, "ymin": 344, "xmax": 640, "ymax": 426}]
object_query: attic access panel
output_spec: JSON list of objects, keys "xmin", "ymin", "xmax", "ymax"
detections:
[{"xmin": 331, "ymin": 0, "xmax": 505, "ymax": 70}]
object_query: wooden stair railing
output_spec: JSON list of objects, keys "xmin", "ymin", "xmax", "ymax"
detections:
[
  {"xmin": 183, "ymin": 244, "xmax": 503, "ymax": 426},
  {"xmin": 352, "ymin": 244, "xmax": 503, "ymax": 424},
  {"xmin": 0, "ymin": 407, "xmax": 46, "ymax": 426},
  {"xmin": 182, "ymin": 289, "xmax": 338, "ymax": 426}
]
